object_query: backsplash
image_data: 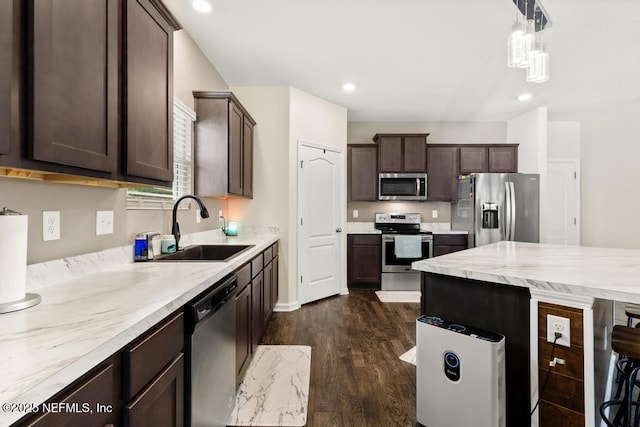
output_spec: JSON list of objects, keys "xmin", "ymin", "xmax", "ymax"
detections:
[{"xmin": 347, "ymin": 201, "xmax": 451, "ymax": 223}]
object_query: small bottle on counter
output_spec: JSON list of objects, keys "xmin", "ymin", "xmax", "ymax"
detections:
[
  {"xmin": 161, "ymin": 235, "xmax": 177, "ymax": 254},
  {"xmin": 134, "ymin": 234, "xmax": 148, "ymax": 261}
]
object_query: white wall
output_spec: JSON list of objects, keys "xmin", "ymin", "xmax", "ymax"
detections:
[
  {"xmin": 548, "ymin": 121, "xmax": 580, "ymax": 159},
  {"xmin": 228, "ymin": 87, "xmax": 348, "ymax": 308},
  {"xmin": 227, "ymin": 86, "xmax": 292, "ymax": 302},
  {"xmin": 581, "ymin": 101, "xmax": 640, "ymax": 249},
  {"xmin": 507, "ymin": 107, "xmax": 548, "ymax": 241},
  {"xmin": 348, "ymin": 121, "xmax": 506, "ymax": 144}
]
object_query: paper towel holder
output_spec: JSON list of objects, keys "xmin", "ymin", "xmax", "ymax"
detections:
[{"xmin": 0, "ymin": 207, "xmax": 41, "ymax": 314}]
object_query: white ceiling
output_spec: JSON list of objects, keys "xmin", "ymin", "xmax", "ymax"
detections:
[{"xmin": 164, "ymin": 0, "xmax": 640, "ymax": 122}]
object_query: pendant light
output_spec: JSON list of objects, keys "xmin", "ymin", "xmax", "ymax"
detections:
[
  {"xmin": 507, "ymin": 2, "xmax": 525, "ymax": 68},
  {"xmin": 526, "ymin": 38, "xmax": 549, "ymax": 83}
]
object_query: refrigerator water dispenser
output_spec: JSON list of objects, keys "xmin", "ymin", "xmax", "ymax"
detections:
[
  {"xmin": 482, "ymin": 202, "xmax": 499, "ymax": 229},
  {"xmin": 416, "ymin": 315, "xmax": 506, "ymax": 427}
]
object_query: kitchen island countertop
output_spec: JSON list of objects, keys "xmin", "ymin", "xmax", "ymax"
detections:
[
  {"xmin": 0, "ymin": 232, "xmax": 278, "ymax": 427},
  {"xmin": 413, "ymin": 240, "xmax": 640, "ymax": 303}
]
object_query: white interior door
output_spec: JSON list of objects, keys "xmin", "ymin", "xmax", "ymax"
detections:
[
  {"xmin": 543, "ymin": 160, "xmax": 580, "ymax": 245},
  {"xmin": 298, "ymin": 142, "xmax": 343, "ymax": 305}
]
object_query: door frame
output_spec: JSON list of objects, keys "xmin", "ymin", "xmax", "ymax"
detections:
[
  {"xmin": 546, "ymin": 158, "xmax": 581, "ymax": 246},
  {"xmin": 296, "ymin": 140, "xmax": 347, "ymax": 306}
]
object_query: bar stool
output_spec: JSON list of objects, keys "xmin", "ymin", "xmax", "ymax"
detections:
[
  {"xmin": 601, "ymin": 326, "xmax": 640, "ymax": 427},
  {"xmin": 626, "ymin": 304, "xmax": 640, "ymax": 327}
]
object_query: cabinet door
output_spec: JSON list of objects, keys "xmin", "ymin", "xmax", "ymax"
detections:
[
  {"xmin": 271, "ymin": 255, "xmax": 279, "ymax": 309},
  {"xmin": 426, "ymin": 146, "xmax": 459, "ymax": 201},
  {"xmin": 242, "ymin": 117, "xmax": 254, "ymax": 198},
  {"xmin": 347, "ymin": 235, "xmax": 381, "ymax": 289},
  {"xmin": 30, "ymin": 0, "xmax": 118, "ymax": 172},
  {"xmin": 377, "ymin": 136, "xmax": 403, "ymax": 172},
  {"xmin": 228, "ymin": 101, "xmax": 243, "ymax": 195},
  {"xmin": 251, "ymin": 271, "xmax": 263, "ymax": 354},
  {"xmin": 124, "ymin": 353, "xmax": 184, "ymax": 427},
  {"xmin": 0, "ymin": 0, "xmax": 19, "ymax": 156},
  {"xmin": 403, "ymin": 136, "xmax": 427, "ymax": 172},
  {"xmin": 125, "ymin": 0, "xmax": 174, "ymax": 182},
  {"xmin": 22, "ymin": 364, "xmax": 117, "ymax": 426},
  {"xmin": 263, "ymin": 261, "xmax": 273, "ymax": 322},
  {"xmin": 236, "ymin": 283, "xmax": 251, "ymax": 383},
  {"xmin": 348, "ymin": 144, "xmax": 378, "ymax": 201},
  {"xmin": 488, "ymin": 146, "xmax": 518, "ymax": 172},
  {"xmin": 459, "ymin": 146, "xmax": 488, "ymax": 173}
]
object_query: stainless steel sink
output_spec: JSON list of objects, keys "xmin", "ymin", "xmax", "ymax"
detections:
[{"xmin": 153, "ymin": 244, "xmax": 254, "ymax": 262}]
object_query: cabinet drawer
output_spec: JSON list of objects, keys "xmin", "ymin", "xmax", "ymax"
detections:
[
  {"xmin": 124, "ymin": 312, "xmax": 184, "ymax": 399},
  {"xmin": 251, "ymin": 253, "xmax": 263, "ymax": 278},
  {"xmin": 433, "ymin": 234, "xmax": 467, "ymax": 246},
  {"xmin": 21, "ymin": 364, "xmax": 116, "ymax": 426},
  {"xmin": 263, "ymin": 246, "xmax": 273, "ymax": 264},
  {"xmin": 350, "ymin": 234, "xmax": 381, "ymax": 246},
  {"xmin": 236, "ymin": 262, "xmax": 251, "ymax": 292}
]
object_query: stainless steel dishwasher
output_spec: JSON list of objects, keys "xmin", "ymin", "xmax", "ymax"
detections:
[{"xmin": 185, "ymin": 274, "xmax": 238, "ymax": 427}]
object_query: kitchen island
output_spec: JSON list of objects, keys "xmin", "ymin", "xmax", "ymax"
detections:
[{"xmin": 412, "ymin": 241, "xmax": 640, "ymax": 427}]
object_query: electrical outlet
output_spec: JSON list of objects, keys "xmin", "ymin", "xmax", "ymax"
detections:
[
  {"xmin": 218, "ymin": 210, "xmax": 223, "ymax": 221},
  {"xmin": 547, "ymin": 314, "xmax": 571, "ymax": 347},
  {"xmin": 432, "ymin": 210, "xmax": 438, "ymax": 219},
  {"xmin": 43, "ymin": 211, "xmax": 60, "ymax": 241},
  {"xmin": 96, "ymin": 210, "xmax": 114, "ymax": 235},
  {"xmin": 352, "ymin": 210, "xmax": 358, "ymax": 218},
  {"xmin": 196, "ymin": 209, "xmax": 202, "ymax": 224}
]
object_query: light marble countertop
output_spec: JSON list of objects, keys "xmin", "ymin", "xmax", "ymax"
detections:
[
  {"xmin": 413, "ymin": 241, "xmax": 640, "ymax": 303},
  {"xmin": 0, "ymin": 231, "xmax": 278, "ymax": 427}
]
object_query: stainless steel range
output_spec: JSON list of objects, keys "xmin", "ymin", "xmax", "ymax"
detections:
[{"xmin": 374, "ymin": 213, "xmax": 433, "ymax": 291}]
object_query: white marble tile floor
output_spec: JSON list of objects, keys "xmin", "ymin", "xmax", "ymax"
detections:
[{"xmin": 228, "ymin": 345, "xmax": 311, "ymax": 427}]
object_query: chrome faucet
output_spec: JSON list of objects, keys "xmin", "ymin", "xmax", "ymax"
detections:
[{"xmin": 171, "ymin": 195, "xmax": 210, "ymax": 250}]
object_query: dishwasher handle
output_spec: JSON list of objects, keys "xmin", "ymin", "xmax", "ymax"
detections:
[{"xmin": 186, "ymin": 274, "xmax": 238, "ymax": 329}]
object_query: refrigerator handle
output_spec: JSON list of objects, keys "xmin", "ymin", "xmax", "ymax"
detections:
[
  {"xmin": 510, "ymin": 181, "xmax": 516, "ymax": 241},
  {"xmin": 504, "ymin": 181, "xmax": 511, "ymax": 241}
]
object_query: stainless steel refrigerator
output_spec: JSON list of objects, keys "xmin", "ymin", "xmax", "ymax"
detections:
[{"xmin": 452, "ymin": 173, "xmax": 540, "ymax": 248}]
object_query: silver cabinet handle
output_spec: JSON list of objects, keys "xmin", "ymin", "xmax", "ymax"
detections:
[{"xmin": 336, "ymin": 227, "xmax": 342, "ymax": 233}]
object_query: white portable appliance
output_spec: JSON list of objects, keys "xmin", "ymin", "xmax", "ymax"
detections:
[{"xmin": 416, "ymin": 315, "xmax": 506, "ymax": 427}]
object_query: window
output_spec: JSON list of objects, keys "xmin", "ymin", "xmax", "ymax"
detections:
[{"xmin": 127, "ymin": 99, "xmax": 196, "ymax": 209}]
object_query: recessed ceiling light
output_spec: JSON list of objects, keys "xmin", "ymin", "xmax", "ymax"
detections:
[
  {"xmin": 192, "ymin": 0, "xmax": 212, "ymax": 13},
  {"xmin": 517, "ymin": 93, "xmax": 533, "ymax": 101},
  {"xmin": 342, "ymin": 83, "xmax": 356, "ymax": 92}
]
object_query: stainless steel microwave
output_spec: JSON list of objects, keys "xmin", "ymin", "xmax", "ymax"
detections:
[{"xmin": 379, "ymin": 173, "xmax": 427, "ymax": 201}]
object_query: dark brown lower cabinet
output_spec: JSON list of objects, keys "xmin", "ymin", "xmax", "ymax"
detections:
[
  {"xmin": 123, "ymin": 353, "xmax": 184, "ymax": 427},
  {"xmin": 263, "ymin": 260, "xmax": 273, "ymax": 322},
  {"xmin": 19, "ymin": 362, "xmax": 119, "ymax": 427},
  {"xmin": 433, "ymin": 234, "xmax": 468, "ymax": 257},
  {"xmin": 347, "ymin": 234, "xmax": 381, "ymax": 289},
  {"xmin": 236, "ymin": 281, "xmax": 252, "ymax": 384},
  {"xmin": 251, "ymin": 271, "xmax": 264, "ymax": 354}
]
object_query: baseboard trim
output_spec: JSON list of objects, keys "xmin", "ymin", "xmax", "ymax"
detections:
[{"xmin": 273, "ymin": 301, "xmax": 301, "ymax": 312}]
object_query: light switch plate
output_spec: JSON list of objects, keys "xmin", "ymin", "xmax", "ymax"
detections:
[
  {"xmin": 547, "ymin": 314, "xmax": 571, "ymax": 347},
  {"xmin": 96, "ymin": 210, "xmax": 114, "ymax": 235},
  {"xmin": 43, "ymin": 211, "xmax": 60, "ymax": 241},
  {"xmin": 432, "ymin": 210, "xmax": 438, "ymax": 218},
  {"xmin": 352, "ymin": 210, "xmax": 359, "ymax": 218}
]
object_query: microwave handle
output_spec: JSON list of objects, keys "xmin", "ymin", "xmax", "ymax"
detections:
[{"xmin": 416, "ymin": 178, "xmax": 421, "ymax": 197}]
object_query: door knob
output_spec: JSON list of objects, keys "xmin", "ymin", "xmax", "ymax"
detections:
[{"xmin": 336, "ymin": 227, "xmax": 342, "ymax": 233}]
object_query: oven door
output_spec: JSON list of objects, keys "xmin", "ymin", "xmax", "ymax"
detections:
[{"xmin": 381, "ymin": 234, "xmax": 433, "ymax": 273}]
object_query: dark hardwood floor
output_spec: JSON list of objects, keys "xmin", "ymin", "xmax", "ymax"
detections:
[{"xmin": 261, "ymin": 290, "xmax": 420, "ymax": 427}]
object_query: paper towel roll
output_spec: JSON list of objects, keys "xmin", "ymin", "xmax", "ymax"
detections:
[{"xmin": 0, "ymin": 215, "xmax": 28, "ymax": 304}]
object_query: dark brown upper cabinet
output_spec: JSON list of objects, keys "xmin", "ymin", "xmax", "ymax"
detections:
[
  {"xmin": 193, "ymin": 91, "xmax": 256, "ymax": 198},
  {"xmin": 488, "ymin": 145, "xmax": 518, "ymax": 172},
  {"xmin": 373, "ymin": 133, "xmax": 429, "ymax": 173},
  {"xmin": 426, "ymin": 145, "xmax": 459, "ymax": 202},
  {"xmin": 0, "ymin": 0, "xmax": 20, "ymax": 157},
  {"xmin": 459, "ymin": 145, "xmax": 518, "ymax": 174},
  {"xmin": 29, "ymin": 0, "xmax": 119, "ymax": 173},
  {"xmin": 459, "ymin": 146, "xmax": 488, "ymax": 173},
  {"xmin": 347, "ymin": 144, "xmax": 378, "ymax": 201},
  {"xmin": 124, "ymin": 0, "xmax": 180, "ymax": 183}
]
